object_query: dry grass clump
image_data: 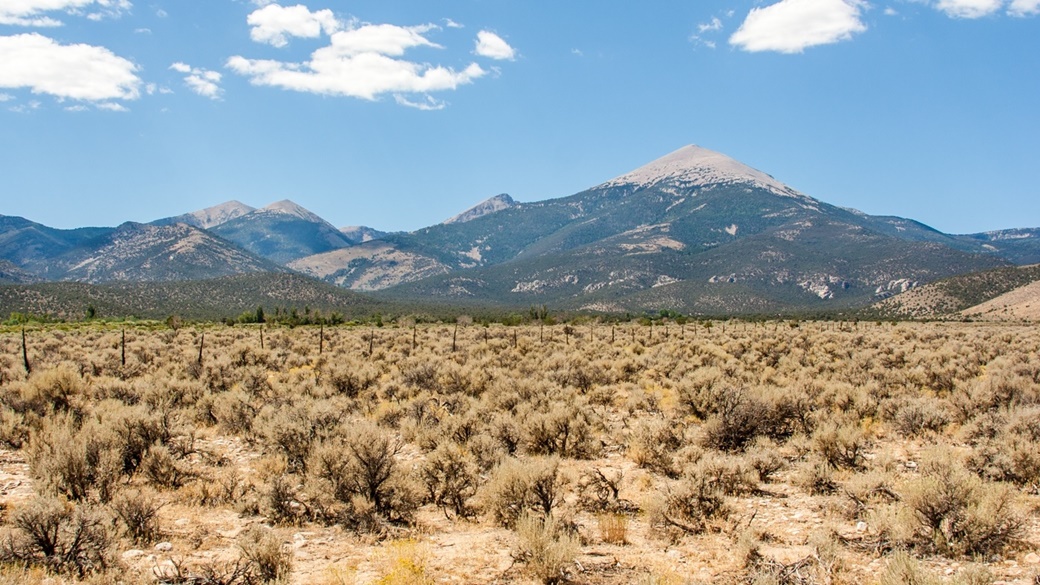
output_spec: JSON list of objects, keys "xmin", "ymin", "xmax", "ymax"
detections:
[{"xmin": 512, "ymin": 512, "xmax": 579, "ymax": 584}]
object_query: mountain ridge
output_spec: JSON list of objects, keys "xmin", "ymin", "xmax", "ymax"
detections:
[{"xmin": 3, "ymin": 144, "xmax": 1039, "ymax": 316}]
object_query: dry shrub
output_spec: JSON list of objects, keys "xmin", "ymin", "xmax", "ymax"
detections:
[
  {"xmin": 482, "ymin": 456, "xmax": 565, "ymax": 528},
  {"xmin": 812, "ymin": 421, "xmax": 866, "ymax": 470},
  {"xmin": 111, "ymin": 488, "xmax": 163, "ymax": 544},
  {"xmin": 628, "ymin": 418, "xmax": 682, "ymax": 477},
  {"xmin": 745, "ymin": 438, "xmax": 786, "ymax": 484},
  {"xmin": 27, "ymin": 414, "xmax": 121, "ymax": 503},
  {"xmin": 210, "ymin": 388, "xmax": 259, "ymax": 435},
  {"xmin": 22, "ymin": 365, "xmax": 86, "ymax": 415},
  {"xmin": 965, "ymin": 406, "xmax": 1040, "ymax": 486},
  {"xmin": 419, "ymin": 441, "xmax": 478, "ymax": 519},
  {"xmin": 873, "ymin": 451, "xmax": 1022, "ymax": 559},
  {"xmin": 237, "ymin": 525, "xmax": 293, "ymax": 583},
  {"xmin": 650, "ymin": 468, "xmax": 730, "ymax": 535},
  {"xmin": 2, "ymin": 496, "xmax": 114, "ymax": 577},
  {"xmin": 884, "ymin": 395, "xmax": 950, "ymax": 438},
  {"xmin": 513, "ymin": 512, "xmax": 579, "ymax": 585},
  {"xmin": 323, "ymin": 361, "xmax": 378, "ymax": 398},
  {"xmin": 793, "ymin": 456, "xmax": 837, "ymax": 496},
  {"xmin": 576, "ymin": 468, "xmax": 632, "ymax": 513},
  {"xmin": 0, "ymin": 406, "xmax": 27, "ymax": 449},
  {"xmin": 521, "ymin": 397, "xmax": 600, "ymax": 459},
  {"xmin": 304, "ymin": 421, "xmax": 419, "ymax": 528},
  {"xmin": 141, "ymin": 444, "xmax": 194, "ymax": 489},
  {"xmin": 693, "ymin": 384, "xmax": 803, "ymax": 454}
]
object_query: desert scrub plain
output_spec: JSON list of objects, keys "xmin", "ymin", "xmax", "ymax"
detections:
[{"xmin": 0, "ymin": 320, "xmax": 1038, "ymax": 584}]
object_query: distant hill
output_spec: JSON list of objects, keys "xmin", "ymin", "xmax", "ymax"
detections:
[
  {"xmin": 0, "ymin": 272, "xmax": 382, "ymax": 321},
  {"xmin": 0, "ymin": 216, "xmax": 281, "ymax": 283},
  {"xmin": 962, "ymin": 279, "xmax": 1040, "ymax": 321},
  {"xmin": 871, "ymin": 264, "xmax": 1040, "ymax": 320}
]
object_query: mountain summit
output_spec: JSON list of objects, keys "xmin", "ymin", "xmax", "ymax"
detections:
[
  {"xmin": 256, "ymin": 200, "xmax": 331, "ymax": 225},
  {"xmin": 443, "ymin": 194, "xmax": 516, "ymax": 224},
  {"xmin": 210, "ymin": 200, "xmax": 353, "ymax": 263},
  {"xmin": 602, "ymin": 145, "xmax": 799, "ymax": 197}
]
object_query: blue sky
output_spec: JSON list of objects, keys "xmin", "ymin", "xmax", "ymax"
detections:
[{"xmin": 1, "ymin": 0, "xmax": 1038, "ymax": 235}]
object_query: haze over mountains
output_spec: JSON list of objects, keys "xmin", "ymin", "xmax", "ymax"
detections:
[{"xmin": 2, "ymin": 145, "xmax": 1038, "ymax": 316}]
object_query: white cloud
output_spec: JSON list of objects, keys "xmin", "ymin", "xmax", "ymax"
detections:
[
  {"xmin": 0, "ymin": 33, "xmax": 141, "ymax": 101},
  {"xmin": 1008, "ymin": 0, "xmax": 1040, "ymax": 15},
  {"xmin": 170, "ymin": 62, "xmax": 223, "ymax": 100},
  {"xmin": 730, "ymin": 0, "xmax": 867, "ymax": 53},
  {"xmin": 884, "ymin": 7, "xmax": 899, "ymax": 15},
  {"xmin": 444, "ymin": 18, "xmax": 464, "ymax": 29},
  {"xmin": 0, "ymin": 0, "xmax": 131, "ymax": 27},
  {"xmin": 247, "ymin": 3, "xmax": 340, "ymax": 48},
  {"xmin": 229, "ymin": 22, "xmax": 488, "ymax": 104},
  {"xmin": 0, "ymin": 93, "xmax": 13, "ymax": 101},
  {"xmin": 935, "ymin": 0, "xmax": 1003, "ymax": 17},
  {"xmin": 474, "ymin": 30, "xmax": 515, "ymax": 60}
]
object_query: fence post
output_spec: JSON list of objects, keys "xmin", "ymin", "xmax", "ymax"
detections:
[{"xmin": 21, "ymin": 327, "xmax": 31, "ymax": 375}]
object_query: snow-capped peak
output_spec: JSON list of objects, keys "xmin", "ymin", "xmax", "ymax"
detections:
[
  {"xmin": 258, "ymin": 200, "xmax": 329, "ymax": 224},
  {"xmin": 601, "ymin": 145, "xmax": 799, "ymax": 197}
]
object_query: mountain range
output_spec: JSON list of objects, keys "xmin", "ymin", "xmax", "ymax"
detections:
[{"xmin": 2, "ymin": 145, "xmax": 1038, "ymax": 317}]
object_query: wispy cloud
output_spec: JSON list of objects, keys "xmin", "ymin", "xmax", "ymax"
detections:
[
  {"xmin": 474, "ymin": 30, "xmax": 516, "ymax": 60},
  {"xmin": 0, "ymin": 0, "xmax": 131, "ymax": 27},
  {"xmin": 699, "ymin": 17, "xmax": 724, "ymax": 33},
  {"xmin": 394, "ymin": 94, "xmax": 446, "ymax": 111},
  {"xmin": 0, "ymin": 33, "xmax": 141, "ymax": 102},
  {"xmin": 730, "ymin": 0, "xmax": 867, "ymax": 53},
  {"xmin": 170, "ymin": 62, "xmax": 224, "ymax": 100}
]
